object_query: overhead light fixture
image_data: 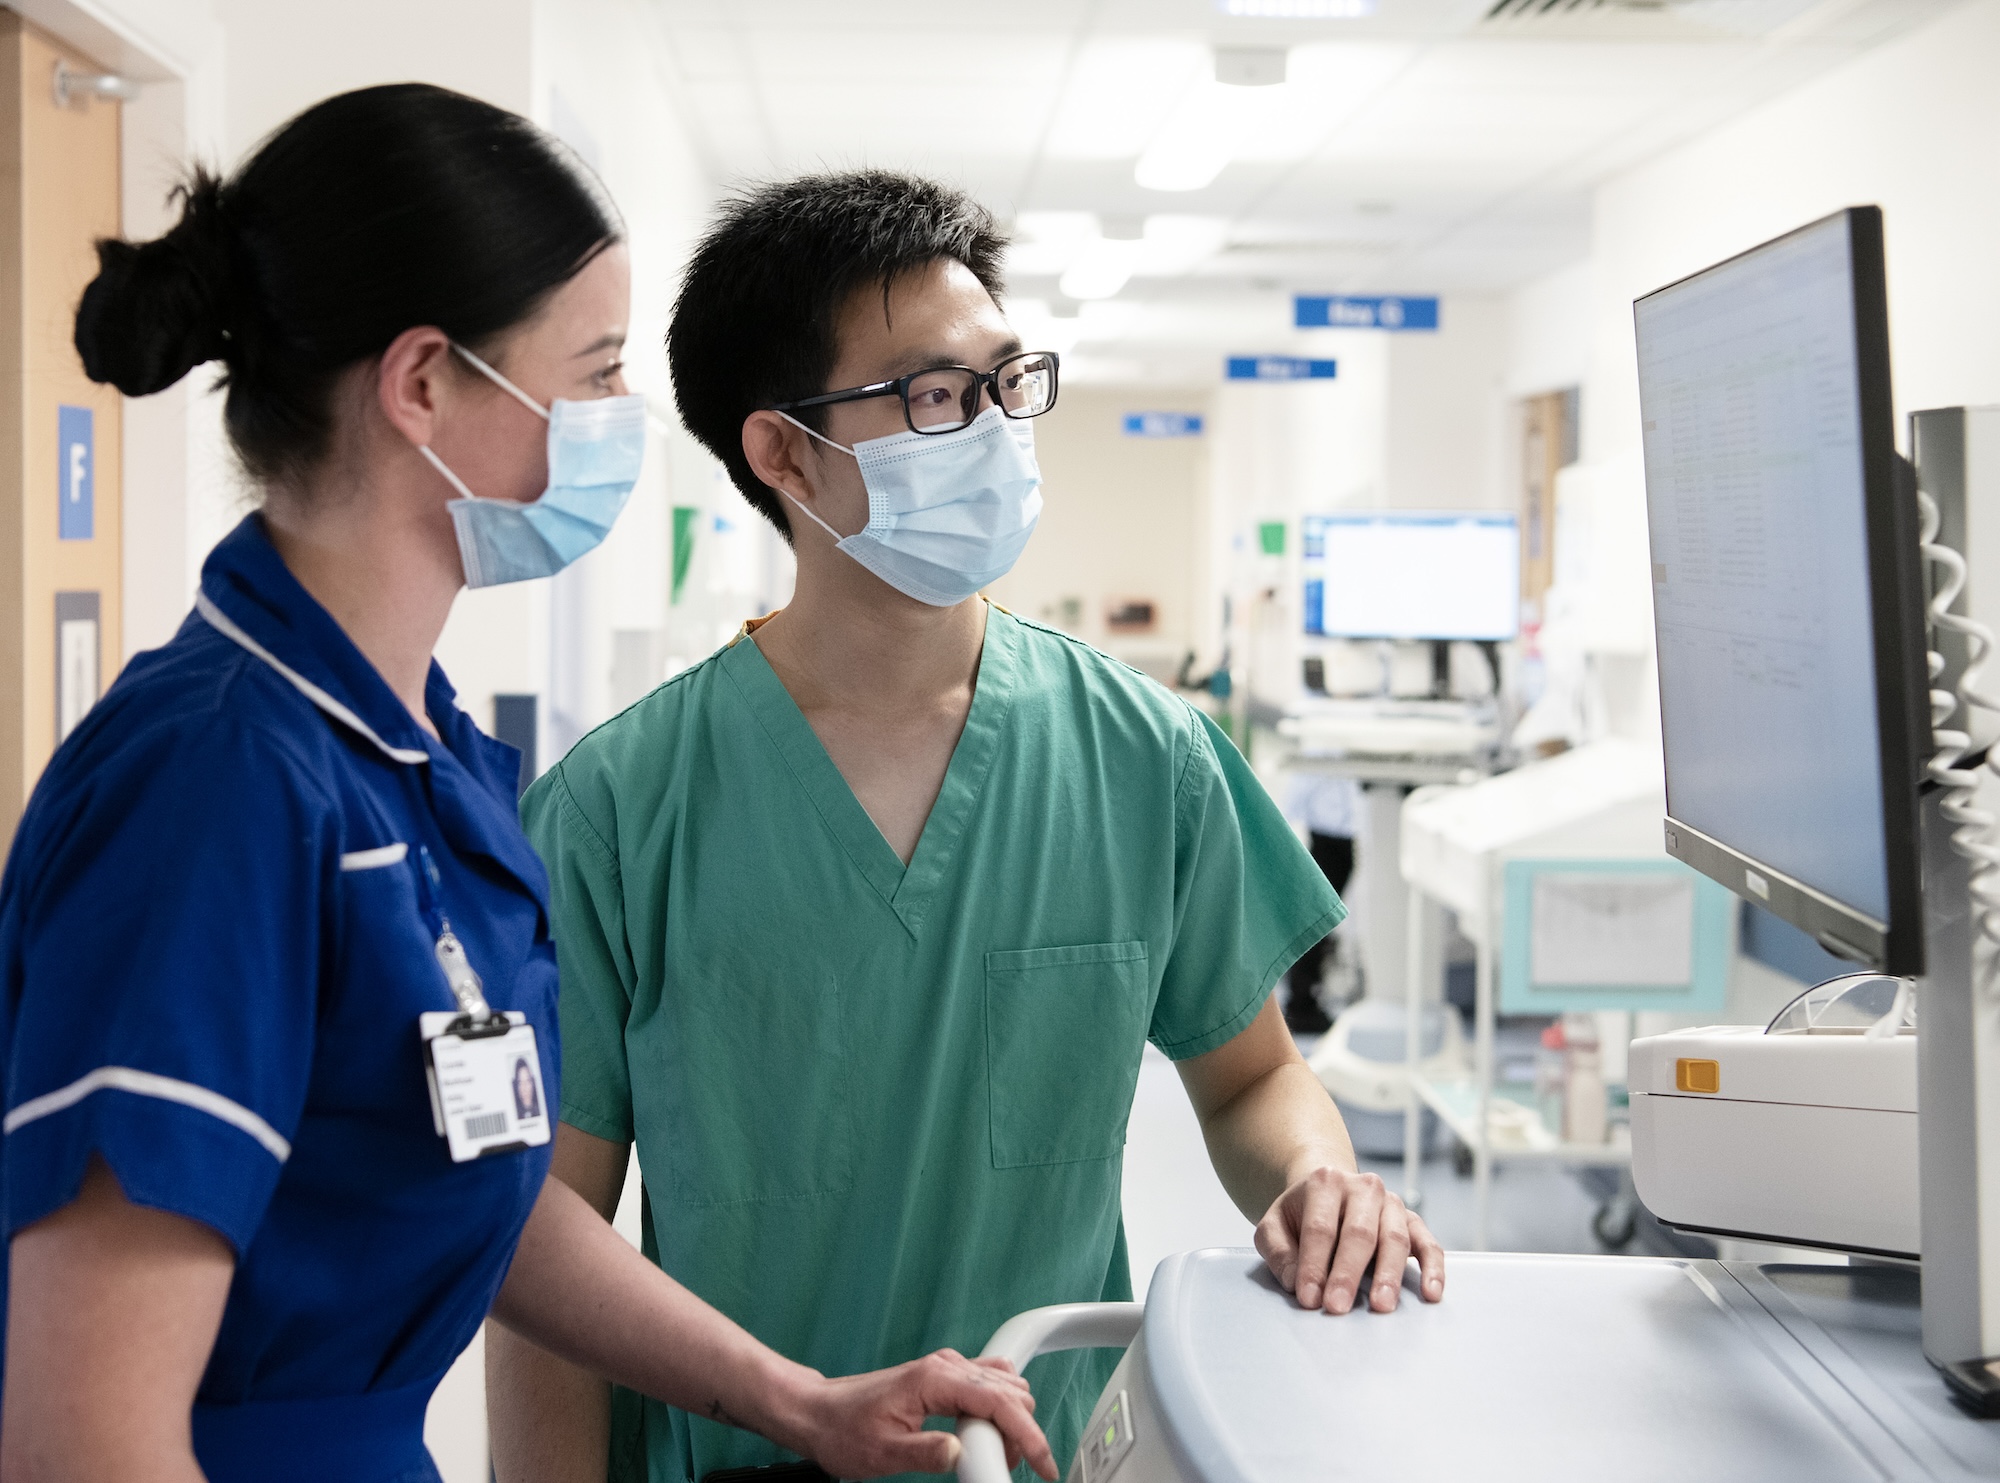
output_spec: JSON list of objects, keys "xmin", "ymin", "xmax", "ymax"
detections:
[
  {"xmin": 1218, "ymin": 0, "xmax": 1376, "ymax": 16},
  {"xmin": 1134, "ymin": 48, "xmax": 1290, "ymax": 194},
  {"xmin": 1059, "ymin": 236, "xmax": 1142, "ymax": 301}
]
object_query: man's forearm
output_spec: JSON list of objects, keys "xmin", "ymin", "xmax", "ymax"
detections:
[{"xmin": 1198, "ymin": 1058, "xmax": 1356, "ymax": 1221}]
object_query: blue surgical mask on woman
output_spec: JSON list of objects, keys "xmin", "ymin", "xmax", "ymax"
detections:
[
  {"xmin": 418, "ymin": 344, "xmax": 646, "ymax": 589},
  {"xmin": 776, "ymin": 404, "xmax": 1043, "ymax": 607}
]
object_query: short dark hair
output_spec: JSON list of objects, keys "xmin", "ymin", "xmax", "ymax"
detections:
[
  {"xmin": 75, "ymin": 83, "xmax": 622, "ymax": 490},
  {"xmin": 667, "ymin": 170, "xmax": 1008, "ymax": 540}
]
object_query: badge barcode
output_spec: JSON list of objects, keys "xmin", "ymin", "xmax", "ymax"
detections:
[{"xmin": 464, "ymin": 1111, "xmax": 508, "ymax": 1139}]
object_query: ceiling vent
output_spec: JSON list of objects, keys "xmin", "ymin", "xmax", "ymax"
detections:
[{"xmin": 1482, "ymin": 0, "xmax": 1828, "ymax": 35}]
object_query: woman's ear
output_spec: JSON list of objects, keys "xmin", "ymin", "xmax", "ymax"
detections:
[{"xmin": 376, "ymin": 326, "xmax": 458, "ymax": 449}]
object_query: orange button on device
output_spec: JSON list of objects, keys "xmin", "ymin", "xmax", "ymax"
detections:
[{"xmin": 1676, "ymin": 1058, "xmax": 1721, "ymax": 1094}]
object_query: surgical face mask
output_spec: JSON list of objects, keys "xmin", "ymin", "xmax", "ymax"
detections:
[
  {"xmin": 776, "ymin": 405, "xmax": 1043, "ymax": 607},
  {"xmin": 418, "ymin": 345, "xmax": 646, "ymax": 589}
]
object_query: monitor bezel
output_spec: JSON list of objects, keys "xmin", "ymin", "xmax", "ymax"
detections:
[{"xmin": 1636, "ymin": 205, "xmax": 1930, "ymax": 976}]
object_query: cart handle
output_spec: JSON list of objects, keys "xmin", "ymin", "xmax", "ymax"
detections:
[{"xmin": 955, "ymin": 1302, "xmax": 1144, "ymax": 1483}]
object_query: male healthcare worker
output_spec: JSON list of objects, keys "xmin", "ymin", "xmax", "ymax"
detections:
[
  {"xmin": 2, "ymin": 96, "xmax": 1047, "ymax": 1483},
  {"xmin": 489, "ymin": 170, "xmax": 1446, "ymax": 1483}
]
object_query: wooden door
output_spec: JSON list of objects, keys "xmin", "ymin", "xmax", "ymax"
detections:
[
  {"xmin": 0, "ymin": 10, "xmax": 122, "ymax": 844},
  {"xmin": 1519, "ymin": 387, "xmax": 1577, "ymax": 623}
]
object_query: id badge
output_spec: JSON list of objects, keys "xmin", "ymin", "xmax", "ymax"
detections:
[{"xmin": 420, "ymin": 1011, "xmax": 552, "ymax": 1162}]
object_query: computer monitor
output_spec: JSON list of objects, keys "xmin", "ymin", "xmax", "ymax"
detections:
[
  {"xmin": 1302, "ymin": 511, "xmax": 1520, "ymax": 642},
  {"xmin": 1635, "ymin": 205, "xmax": 1930, "ymax": 974}
]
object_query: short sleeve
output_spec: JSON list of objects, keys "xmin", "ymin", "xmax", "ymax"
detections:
[
  {"xmin": 1, "ymin": 719, "xmax": 333, "ymax": 1253},
  {"xmin": 521, "ymin": 763, "xmax": 635, "ymax": 1145},
  {"xmin": 1149, "ymin": 708, "xmax": 1346, "ymax": 1060}
]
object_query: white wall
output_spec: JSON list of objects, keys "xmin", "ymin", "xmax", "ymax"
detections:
[
  {"xmin": 1504, "ymin": 259, "xmax": 1591, "ymax": 401},
  {"xmin": 1581, "ymin": 0, "xmax": 2000, "ymax": 470},
  {"xmin": 986, "ymin": 386, "xmax": 1210, "ymax": 674},
  {"xmin": 1385, "ymin": 294, "xmax": 1508, "ymax": 513}
]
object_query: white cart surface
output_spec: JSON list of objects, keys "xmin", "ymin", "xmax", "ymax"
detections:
[{"xmin": 960, "ymin": 1249, "xmax": 2000, "ymax": 1483}]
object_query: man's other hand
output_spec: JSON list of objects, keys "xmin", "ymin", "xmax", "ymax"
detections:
[{"xmin": 1255, "ymin": 1166, "xmax": 1446, "ymax": 1314}]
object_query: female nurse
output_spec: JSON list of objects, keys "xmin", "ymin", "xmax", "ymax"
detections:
[{"xmin": 0, "ymin": 84, "xmax": 1051, "ymax": 1483}]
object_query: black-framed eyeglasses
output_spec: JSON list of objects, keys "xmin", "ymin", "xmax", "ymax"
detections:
[{"xmin": 771, "ymin": 350, "xmax": 1060, "ymax": 436}]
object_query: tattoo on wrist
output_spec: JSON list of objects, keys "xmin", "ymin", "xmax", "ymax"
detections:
[{"xmin": 709, "ymin": 1398, "xmax": 747, "ymax": 1430}]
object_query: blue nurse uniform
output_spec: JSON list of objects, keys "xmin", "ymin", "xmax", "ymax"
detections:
[{"xmin": 0, "ymin": 514, "xmax": 559, "ymax": 1483}]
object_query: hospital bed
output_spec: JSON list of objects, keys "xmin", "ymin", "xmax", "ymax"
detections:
[{"xmin": 955, "ymin": 1247, "xmax": 2000, "ymax": 1483}]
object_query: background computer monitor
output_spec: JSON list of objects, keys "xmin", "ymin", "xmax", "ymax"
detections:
[
  {"xmin": 1635, "ymin": 205, "xmax": 1929, "ymax": 974},
  {"xmin": 1302, "ymin": 511, "xmax": 1520, "ymax": 642}
]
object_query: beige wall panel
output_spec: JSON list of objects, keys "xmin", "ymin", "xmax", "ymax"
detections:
[{"xmin": 0, "ymin": 10, "xmax": 122, "ymax": 837}]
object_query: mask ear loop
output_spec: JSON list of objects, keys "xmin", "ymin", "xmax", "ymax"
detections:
[
  {"xmin": 772, "ymin": 410, "xmax": 857, "ymax": 542},
  {"xmin": 418, "ymin": 444, "xmax": 482, "ymax": 502},
  {"xmin": 418, "ymin": 342, "xmax": 555, "ymax": 503},
  {"xmin": 451, "ymin": 343, "xmax": 552, "ymax": 421}
]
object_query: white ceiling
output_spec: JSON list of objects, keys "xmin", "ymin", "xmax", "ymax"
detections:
[{"xmin": 647, "ymin": 0, "xmax": 1960, "ymax": 380}]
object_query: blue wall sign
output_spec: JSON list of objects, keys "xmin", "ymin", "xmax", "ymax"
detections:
[
  {"xmin": 1226, "ymin": 356, "xmax": 1337, "ymax": 382},
  {"xmin": 58, "ymin": 405, "xmax": 93, "ymax": 541},
  {"xmin": 1123, "ymin": 412, "xmax": 1204, "ymax": 437},
  {"xmin": 1295, "ymin": 295, "xmax": 1440, "ymax": 332}
]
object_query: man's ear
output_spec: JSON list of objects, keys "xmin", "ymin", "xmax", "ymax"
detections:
[
  {"xmin": 377, "ymin": 326, "xmax": 457, "ymax": 449},
  {"xmin": 741, "ymin": 410, "xmax": 821, "ymax": 506}
]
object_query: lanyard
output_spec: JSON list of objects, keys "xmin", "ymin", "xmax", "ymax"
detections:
[{"xmin": 416, "ymin": 845, "xmax": 503, "ymax": 1035}]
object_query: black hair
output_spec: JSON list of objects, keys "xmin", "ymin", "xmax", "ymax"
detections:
[
  {"xmin": 667, "ymin": 169, "xmax": 1008, "ymax": 540},
  {"xmin": 74, "ymin": 83, "xmax": 622, "ymax": 489}
]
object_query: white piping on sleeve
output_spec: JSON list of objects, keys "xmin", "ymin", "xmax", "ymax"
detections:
[
  {"xmin": 339, "ymin": 842, "xmax": 409, "ymax": 872},
  {"xmin": 4, "ymin": 1066, "xmax": 292, "ymax": 1162},
  {"xmin": 195, "ymin": 594, "xmax": 430, "ymax": 766}
]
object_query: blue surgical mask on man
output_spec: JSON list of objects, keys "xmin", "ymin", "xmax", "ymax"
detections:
[
  {"xmin": 418, "ymin": 344, "xmax": 646, "ymax": 589},
  {"xmin": 776, "ymin": 404, "xmax": 1043, "ymax": 607}
]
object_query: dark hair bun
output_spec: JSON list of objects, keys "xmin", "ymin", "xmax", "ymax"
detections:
[
  {"xmin": 75, "ymin": 172, "xmax": 232, "ymax": 397},
  {"xmin": 70, "ymin": 84, "xmax": 619, "ymax": 486}
]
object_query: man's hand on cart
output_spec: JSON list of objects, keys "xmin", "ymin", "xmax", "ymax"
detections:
[
  {"xmin": 793, "ymin": 1348, "xmax": 1057, "ymax": 1480},
  {"xmin": 1256, "ymin": 1166, "xmax": 1446, "ymax": 1315}
]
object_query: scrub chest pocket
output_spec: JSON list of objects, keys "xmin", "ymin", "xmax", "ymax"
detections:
[{"xmin": 985, "ymin": 941, "xmax": 1149, "ymax": 1168}]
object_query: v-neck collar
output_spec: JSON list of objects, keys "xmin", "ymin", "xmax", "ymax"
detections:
[{"xmin": 722, "ymin": 604, "xmax": 1015, "ymax": 939}]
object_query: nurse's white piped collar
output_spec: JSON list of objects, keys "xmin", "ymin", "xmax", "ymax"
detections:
[{"xmin": 195, "ymin": 593, "xmax": 431, "ymax": 766}]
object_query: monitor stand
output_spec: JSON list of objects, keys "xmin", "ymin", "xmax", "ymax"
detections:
[{"xmin": 1917, "ymin": 783, "xmax": 2000, "ymax": 1410}]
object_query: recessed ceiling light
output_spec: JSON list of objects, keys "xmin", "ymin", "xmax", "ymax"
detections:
[{"xmin": 1218, "ymin": 0, "xmax": 1377, "ymax": 17}]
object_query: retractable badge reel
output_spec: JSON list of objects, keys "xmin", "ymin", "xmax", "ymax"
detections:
[{"xmin": 414, "ymin": 846, "xmax": 550, "ymax": 1162}]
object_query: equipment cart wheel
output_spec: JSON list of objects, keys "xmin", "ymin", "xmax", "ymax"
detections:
[{"xmin": 1592, "ymin": 1194, "xmax": 1638, "ymax": 1249}]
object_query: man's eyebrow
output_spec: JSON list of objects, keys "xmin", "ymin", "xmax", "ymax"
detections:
[
  {"xmin": 571, "ymin": 332, "xmax": 626, "ymax": 358},
  {"xmin": 879, "ymin": 337, "xmax": 1027, "ymax": 379}
]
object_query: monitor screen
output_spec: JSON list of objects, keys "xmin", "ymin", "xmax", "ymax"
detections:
[
  {"xmin": 1635, "ymin": 207, "xmax": 1924, "ymax": 969},
  {"xmin": 1302, "ymin": 512, "xmax": 1520, "ymax": 642}
]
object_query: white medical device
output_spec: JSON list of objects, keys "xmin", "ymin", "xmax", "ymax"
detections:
[
  {"xmin": 1629, "ymin": 975, "xmax": 1918, "ymax": 1258},
  {"xmin": 953, "ymin": 1248, "xmax": 2000, "ymax": 1483}
]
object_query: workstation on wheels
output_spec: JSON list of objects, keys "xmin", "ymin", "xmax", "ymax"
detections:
[{"xmin": 961, "ymin": 202, "xmax": 2000, "ymax": 1483}]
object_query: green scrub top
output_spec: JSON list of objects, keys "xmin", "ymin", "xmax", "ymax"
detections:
[{"xmin": 524, "ymin": 605, "xmax": 1342, "ymax": 1483}]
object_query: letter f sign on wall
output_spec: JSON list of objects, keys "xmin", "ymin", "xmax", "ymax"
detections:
[{"xmin": 58, "ymin": 404, "xmax": 93, "ymax": 541}]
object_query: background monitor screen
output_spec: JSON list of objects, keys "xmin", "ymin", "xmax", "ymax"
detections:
[
  {"xmin": 1636, "ymin": 210, "xmax": 1907, "ymax": 940},
  {"xmin": 1302, "ymin": 512, "xmax": 1520, "ymax": 641}
]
